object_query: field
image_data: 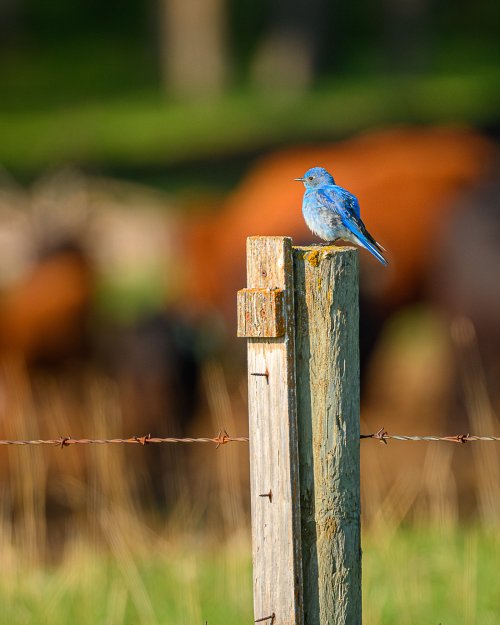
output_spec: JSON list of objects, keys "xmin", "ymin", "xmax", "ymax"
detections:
[
  {"xmin": 0, "ymin": 356, "xmax": 498, "ymax": 625},
  {"xmin": 0, "ymin": 524, "xmax": 498, "ymax": 625}
]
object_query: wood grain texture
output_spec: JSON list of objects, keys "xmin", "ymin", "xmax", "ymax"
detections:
[
  {"xmin": 244, "ymin": 237, "xmax": 303, "ymax": 625},
  {"xmin": 237, "ymin": 287, "xmax": 285, "ymax": 338},
  {"xmin": 293, "ymin": 245, "xmax": 361, "ymax": 625}
]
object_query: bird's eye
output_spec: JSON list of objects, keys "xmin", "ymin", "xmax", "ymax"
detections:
[{"xmin": 308, "ymin": 176, "xmax": 314, "ymax": 181}]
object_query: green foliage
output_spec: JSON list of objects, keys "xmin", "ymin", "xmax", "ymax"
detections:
[
  {"xmin": 1, "ymin": 0, "xmax": 499, "ymax": 178},
  {"xmin": 1, "ymin": 71, "xmax": 499, "ymax": 179}
]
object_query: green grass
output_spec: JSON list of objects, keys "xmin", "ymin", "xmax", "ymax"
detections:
[
  {"xmin": 0, "ymin": 535, "xmax": 253, "ymax": 625},
  {"xmin": 1, "ymin": 527, "xmax": 498, "ymax": 625},
  {"xmin": 364, "ymin": 526, "xmax": 499, "ymax": 625},
  {"xmin": 1, "ymin": 70, "xmax": 499, "ymax": 177}
]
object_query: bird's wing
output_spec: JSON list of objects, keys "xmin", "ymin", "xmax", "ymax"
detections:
[
  {"xmin": 316, "ymin": 186, "xmax": 361, "ymax": 224},
  {"xmin": 317, "ymin": 186, "xmax": 360, "ymax": 219},
  {"xmin": 317, "ymin": 187, "xmax": 388, "ymax": 265},
  {"xmin": 337, "ymin": 187, "xmax": 361, "ymax": 218}
]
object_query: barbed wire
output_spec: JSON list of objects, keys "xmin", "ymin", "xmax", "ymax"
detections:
[
  {"xmin": 0, "ymin": 431, "xmax": 249, "ymax": 449},
  {"xmin": 360, "ymin": 428, "xmax": 500, "ymax": 445},
  {"xmin": 0, "ymin": 428, "xmax": 498, "ymax": 448}
]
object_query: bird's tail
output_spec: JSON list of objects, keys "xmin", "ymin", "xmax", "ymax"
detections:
[{"xmin": 356, "ymin": 234, "xmax": 388, "ymax": 266}]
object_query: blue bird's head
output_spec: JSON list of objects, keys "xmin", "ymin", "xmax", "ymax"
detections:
[{"xmin": 295, "ymin": 166, "xmax": 335, "ymax": 189}]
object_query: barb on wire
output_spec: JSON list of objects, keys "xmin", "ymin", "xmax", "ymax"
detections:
[
  {"xmin": 0, "ymin": 430, "xmax": 249, "ymax": 448},
  {"xmin": 360, "ymin": 428, "xmax": 500, "ymax": 444}
]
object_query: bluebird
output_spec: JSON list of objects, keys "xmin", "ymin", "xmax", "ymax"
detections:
[{"xmin": 295, "ymin": 166, "xmax": 388, "ymax": 265}]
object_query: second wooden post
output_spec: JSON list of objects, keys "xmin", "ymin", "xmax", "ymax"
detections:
[{"xmin": 294, "ymin": 245, "xmax": 361, "ymax": 625}]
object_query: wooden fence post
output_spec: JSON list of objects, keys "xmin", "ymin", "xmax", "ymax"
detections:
[
  {"xmin": 293, "ymin": 245, "xmax": 361, "ymax": 625},
  {"xmin": 238, "ymin": 237, "xmax": 361, "ymax": 625},
  {"xmin": 237, "ymin": 236, "xmax": 303, "ymax": 625}
]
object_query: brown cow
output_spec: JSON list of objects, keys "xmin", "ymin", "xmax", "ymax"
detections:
[
  {"xmin": 183, "ymin": 127, "xmax": 493, "ymax": 319},
  {"xmin": 182, "ymin": 126, "xmax": 498, "ymax": 523}
]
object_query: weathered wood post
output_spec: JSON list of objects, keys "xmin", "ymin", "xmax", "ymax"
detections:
[
  {"xmin": 237, "ymin": 237, "xmax": 304, "ymax": 625},
  {"xmin": 293, "ymin": 245, "xmax": 361, "ymax": 625},
  {"xmin": 238, "ymin": 236, "xmax": 361, "ymax": 625}
]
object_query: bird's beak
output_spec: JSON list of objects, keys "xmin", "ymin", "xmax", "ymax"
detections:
[{"xmin": 294, "ymin": 177, "xmax": 304, "ymax": 182}]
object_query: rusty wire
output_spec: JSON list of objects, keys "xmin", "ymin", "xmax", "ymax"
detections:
[
  {"xmin": 0, "ymin": 430, "xmax": 248, "ymax": 449},
  {"xmin": 360, "ymin": 428, "xmax": 500, "ymax": 445},
  {"xmin": 0, "ymin": 428, "xmax": 499, "ymax": 449}
]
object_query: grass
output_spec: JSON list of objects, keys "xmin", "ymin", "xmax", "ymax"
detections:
[
  {"xmin": 1, "ymin": 69, "xmax": 499, "ymax": 177},
  {"xmin": 0, "ymin": 534, "xmax": 252, "ymax": 625},
  {"xmin": 364, "ymin": 526, "xmax": 499, "ymax": 625},
  {"xmin": 0, "ymin": 526, "xmax": 498, "ymax": 625}
]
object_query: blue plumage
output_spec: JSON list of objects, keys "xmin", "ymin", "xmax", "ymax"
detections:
[{"xmin": 296, "ymin": 166, "xmax": 388, "ymax": 266}]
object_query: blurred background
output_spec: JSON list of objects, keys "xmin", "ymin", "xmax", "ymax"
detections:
[{"xmin": 0, "ymin": 0, "xmax": 499, "ymax": 623}]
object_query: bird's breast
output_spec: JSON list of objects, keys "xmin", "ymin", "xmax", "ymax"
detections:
[{"xmin": 302, "ymin": 194, "xmax": 341, "ymax": 241}]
